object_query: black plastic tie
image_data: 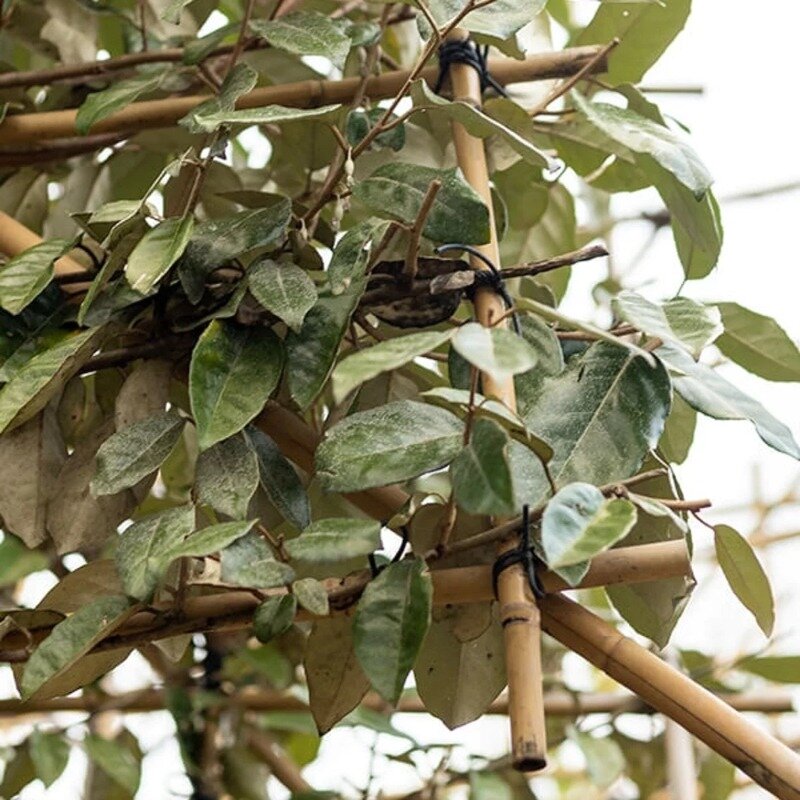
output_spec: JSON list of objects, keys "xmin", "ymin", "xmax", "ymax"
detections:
[{"xmin": 434, "ymin": 39, "xmax": 508, "ymax": 98}]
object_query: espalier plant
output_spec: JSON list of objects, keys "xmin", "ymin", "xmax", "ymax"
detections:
[{"xmin": 0, "ymin": 0, "xmax": 798, "ymax": 798}]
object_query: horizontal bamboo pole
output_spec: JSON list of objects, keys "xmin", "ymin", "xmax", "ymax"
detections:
[
  {"xmin": 0, "ymin": 211, "xmax": 86, "ymax": 281},
  {"xmin": 540, "ymin": 593, "xmax": 800, "ymax": 800},
  {"xmin": 0, "ymin": 46, "xmax": 607, "ymax": 147},
  {"xmin": 0, "ymin": 687, "xmax": 792, "ymax": 718},
  {"xmin": 0, "ymin": 541, "xmax": 690, "ymax": 660}
]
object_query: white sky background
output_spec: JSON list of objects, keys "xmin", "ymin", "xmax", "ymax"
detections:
[{"xmin": 4, "ymin": 2, "xmax": 800, "ymax": 798}]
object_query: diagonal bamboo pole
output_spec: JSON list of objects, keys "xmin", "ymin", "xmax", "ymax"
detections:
[
  {"xmin": 539, "ymin": 593, "xmax": 800, "ymax": 800},
  {"xmin": 444, "ymin": 30, "xmax": 546, "ymax": 771},
  {"xmin": 0, "ymin": 46, "xmax": 607, "ymax": 147}
]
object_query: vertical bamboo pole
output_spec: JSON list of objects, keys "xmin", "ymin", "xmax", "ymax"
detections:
[{"xmin": 444, "ymin": 30, "xmax": 547, "ymax": 771}]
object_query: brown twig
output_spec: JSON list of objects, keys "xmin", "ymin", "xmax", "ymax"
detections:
[
  {"xmin": 78, "ymin": 336, "xmax": 193, "ymax": 374},
  {"xmin": 0, "ymin": 132, "xmax": 129, "ymax": 168},
  {"xmin": 438, "ymin": 468, "xmax": 668, "ymax": 558},
  {"xmin": 403, "ymin": 179, "xmax": 441, "ymax": 285},
  {"xmin": 527, "ymin": 39, "xmax": 619, "ymax": 118}
]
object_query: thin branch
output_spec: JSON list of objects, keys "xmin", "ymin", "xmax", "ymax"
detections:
[
  {"xmin": 438, "ymin": 468, "xmax": 668, "ymax": 558},
  {"xmin": 0, "ymin": 132, "xmax": 128, "ymax": 167},
  {"xmin": 501, "ymin": 244, "xmax": 608, "ymax": 280},
  {"xmin": 78, "ymin": 336, "xmax": 193, "ymax": 374},
  {"xmin": 403, "ymin": 179, "xmax": 441, "ymax": 285},
  {"xmin": 527, "ymin": 38, "xmax": 619, "ymax": 118},
  {"xmin": 0, "ymin": 41, "xmax": 268, "ymax": 90}
]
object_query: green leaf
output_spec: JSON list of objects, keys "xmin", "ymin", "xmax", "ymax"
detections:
[
  {"xmin": 189, "ymin": 320, "xmax": 284, "ymax": 450},
  {"xmin": 353, "ymin": 558, "xmax": 432, "ymax": 704},
  {"xmin": 305, "ymin": 617, "xmax": 370, "ymax": 734},
  {"xmin": 573, "ymin": 92, "xmax": 712, "ymax": 198},
  {"xmin": 116, "ymin": 507, "xmax": 254, "ymax": 600},
  {"xmin": 194, "ymin": 433, "xmax": 259, "ymax": 519},
  {"xmin": 253, "ymin": 595, "xmax": 297, "ymax": 643},
  {"xmin": 92, "ymin": 410, "xmax": 185, "ymax": 496},
  {"xmin": 76, "ymin": 71, "xmax": 165, "ymax": 135},
  {"xmin": 715, "ymin": 302, "xmax": 800, "ymax": 382},
  {"xmin": 246, "ymin": 427, "xmax": 310, "ymax": 530},
  {"xmin": 114, "ymin": 505, "xmax": 194, "ymax": 600},
  {"xmin": 606, "ymin": 468, "xmax": 693, "ymax": 647},
  {"xmin": 187, "ymin": 103, "xmax": 341, "ymax": 133},
  {"xmin": 576, "ymin": 0, "xmax": 691, "ymax": 85},
  {"xmin": 248, "ymin": 259, "xmax": 317, "ymax": 333},
  {"xmin": 570, "ymin": 728, "xmax": 626, "ymax": 789},
  {"xmin": 29, "ymin": 730, "xmax": 70, "ymax": 788},
  {"xmin": 699, "ymin": 751, "xmax": 736, "ymax": 800},
  {"xmin": 332, "ymin": 328, "xmax": 454, "ymax": 404},
  {"xmin": 658, "ymin": 392, "xmax": 696, "ymax": 465},
  {"xmin": 84, "ymin": 734, "xmax": 140, "ymax": 795},
  {"xmin": 451, "ymin": 418, "xmax": 515, "ymax": 516},
  {"xmin": 286, "ymin": 290, "xmax": 364, "ymax": 410},
  {"xmin": 425, "ymin": 0, "xmax": 546, "ymax": 39},
  {"xmin": 346, "ymin": 107, "xmax": 406, "ymax": 152},
  {"xmin": 316, "ymin": 400, "xmax": 464, "ymax": 493},
  {"xmin": 0, "ymin": 328, "xmax": 103, "ymax": 435},
  {"xmin": 452, "ymin": 322, "xmax": 538, "ymax": 381},
  {"xmin": 738, "ymin": 655, "xmax": 800, "ymax": 683},
  {"xmin": 518, "ymin": 296, "xmax": 655, "ymax": 362},
  {"xmin": 470, "ymin": 772, "xmax": 513, "ymax": 800},
  {"xmin": 179, "ymin": 200, "xmax": 292, "ymax": 303},
  {"xmin": 180, "ymin": 63, "xmax": 258, "ymax": 134},
  {"xmin": 183, "ymin": 22, "xmax": 238, "ymax": 65},
  {"xmin": 292, "ymin": 578, "xmax": 330, "ymax": 616},
  {"xmin": 220, "ymin": 531, "xmax": 295, "ymax": 588},
  {"xmin": 353, "ymin": 164, "xmax": 490, "ymax": 245},
  {"xmin": 0, "ymin": 744, "xmax": 36, "ymax": 798},
  {"xmin": 521, "ymin": 343, "xmax": 672, "ymax": 489},
  {"xmin": 168, "ymin": 519, "xmax": 255, "ymax": 559},
  {"xmin": 284, "ymin": 518, "xmax": 381, "ymax": 564},
  {"xmin": 411, "ymin": 80, "xmax": 553, "ymax": 169},
  {"xmin": 714, "ymin": 524, "xmax": 774, "ymax": 637},
  {"xmin": 647, "ymin": 164, "xmax": 723, "ymax": 279},
  {"xmin": 160, "ymin": 0, "xmax": 193, "ymax": 23},
  {"xmin": 21, "ymin": 595, "xmax": 133, "ymax": 700},
  {"xmin": 659, "ymin": 342, "xmax": 800, "ymax": 460},
  {"xmin": 0, "ymin": 533, "xmax": 49, "ymax": 586},
  {"xmin": 250, "ymin": 12, "xmax": 352, "ymax": 70},
  {"xmin": 613, "ymin": 291, "xmax": 723, "ymax": 356},
  {"xmin": 542, "ymin": 483, "xmax": 637, "ymax": 575},
  {"xmin": 0, "ymin": 239, "xmax": 69, "ymax": 314},
  {"xmin": 328, "ymin": 219, "xmax": 390, "ymax": 295},
  {"xmin": 422, "ymin": 386, "xmax": 554, "ymax": 463},
  {"xmin": 125, "ymin": 216, "xmax": 194, "ymax": 294}
]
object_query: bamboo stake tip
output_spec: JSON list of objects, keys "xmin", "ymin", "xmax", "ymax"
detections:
[{"xmin": 515, "ymin": 756, "xmax": 547, "ymax": 773}]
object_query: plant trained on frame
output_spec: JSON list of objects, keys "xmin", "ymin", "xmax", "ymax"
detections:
[{"xmin": 0, "ymin": 0, "xmax": 798, "ymax": 798}]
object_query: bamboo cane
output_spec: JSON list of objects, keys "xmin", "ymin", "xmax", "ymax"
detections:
[
  {"xmin": 539, "ymin": 593, "xmax": 800, "ymax": 800},
  {"xmin": 444, "ymin": 30, "xmax": 546, "ymax": 772},
  {"xmin": 0, "ymin": 46, "xmax": 607, "ymax": 147},
  {"xmin": 0, "ymin": 541, "xmax": 690, "ymax": 660},
  {"xmin": 0, "ymin": 687, "xmax": 793, "ymax": 718},
  {"xmin": 0, "ymin": 210, "xmax": 86, "ymax": 287}
]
